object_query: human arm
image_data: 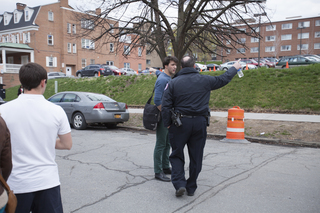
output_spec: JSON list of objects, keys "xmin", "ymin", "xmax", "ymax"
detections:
[
  {"xmin": 154, "ymin": 76, "xmax": 169, "ymax": 107},
  {"xmin": 56, "ymin": 132, "xmax": 72, "ymax": 150}
]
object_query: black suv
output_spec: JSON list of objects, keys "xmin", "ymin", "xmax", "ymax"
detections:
[{"xmin": 76, "ymin": 64, "xmax": 113, "ymax": 77}]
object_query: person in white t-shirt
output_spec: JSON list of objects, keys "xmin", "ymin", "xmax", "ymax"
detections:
[{"xmin": 0, "ymin": 62, "xmax": 72, "ymax": 213}]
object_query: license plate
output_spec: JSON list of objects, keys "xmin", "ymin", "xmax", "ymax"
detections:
[{"xmin": 114, "ymin": 114, "xmax": 121, "ymax": 119}]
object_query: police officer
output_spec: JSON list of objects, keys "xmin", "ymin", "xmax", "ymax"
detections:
[{"xmin": 161, "ymin": 56, "xmax": 242, "ymax": 197}]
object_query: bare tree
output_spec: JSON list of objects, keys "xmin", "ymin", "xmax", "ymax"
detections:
[{"xmin": 75, "ymin": 0, "xmax": 268, "ymax": 70}]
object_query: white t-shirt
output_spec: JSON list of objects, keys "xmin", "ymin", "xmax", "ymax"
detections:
[{"xmin": 0, "ymin": 94, "xmax": 71, "ymax": 193}]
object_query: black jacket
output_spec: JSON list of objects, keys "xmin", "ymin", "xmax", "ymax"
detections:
[{"xmin": 161, "ymin": 66, "xmax": 238, "ymax": 127}]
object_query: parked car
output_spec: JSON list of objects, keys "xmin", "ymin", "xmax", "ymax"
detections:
[
  {"xmin": 253, "ymin": 58, "xmax": 275, "ymax": 68},
  {"xmin": 48, "ymin": 91, "xmax": 129, "ymax": 130},
  {"xmin": 120, "ymin": 68, "xmax": 138, "ymax": 75},
  {"xmin": 263, "ymin": 58, "xmax": 279, "ymax": 67},
  {"xmin": 76, "ymin": 64, "xmax": 113, "ymax": 77},
  {"xmin": 47, "ymin": 72, "xmax": 71, "ymax": 80},
  {"xmin": 104, "ymin": 65, "xmax": 126, "ymax": 75},
  {"xmin": 219, "ymin": 61, "xmax": 257, "ymax": 71},
  {"xmin": 206, "ymin": 63, "xmax": 220, "ymax": 71},
  {"xmin": 241, "ymin": 59, "xmax": 265, "ymax": 67},
  {"xmin": 195, "ymin": 63, "xmax": 207, "ymax": 71},
  {"xmin": 275, "ymin": 56, "xmax": 320, "ymax": 69}
]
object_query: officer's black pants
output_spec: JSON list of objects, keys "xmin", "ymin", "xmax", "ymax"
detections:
[{"xmin": 168, "ymin": 116, "xmax": 207, "ymax": 194}]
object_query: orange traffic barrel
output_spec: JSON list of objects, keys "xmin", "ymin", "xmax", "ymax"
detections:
[{"xmin": 221, "ymin": 106, "xmax": 250, "ymax": 143}]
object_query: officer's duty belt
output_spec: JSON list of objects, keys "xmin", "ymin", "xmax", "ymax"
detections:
[{"xmin": 180, "ymin": 115, "xmax": 203, "ymax": 118}]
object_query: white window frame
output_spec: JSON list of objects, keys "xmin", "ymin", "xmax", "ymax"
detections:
[
  {"xmin": 314, "ymin": 43, "xmax": 320, "ymax": 49},
  {"xmin": 297, "ymin": 44, "xmax": 308, "ymax": 51},
  {"xmin": 90, "ymin": 59, "xmax": 95, "ymax": 64},
  {"xmin": 73, "ymin": 43, "xmax": 77, "ymax": 53},
  {"xmin": 138, "ymin": 47, "xmax": 142, "ymax": 56},
  {"xmin": 265, "ymin": 36, "xmax": 276, "ymax": 42},
  {"xmin": 67, "ymin": 43, "xmax": 71, "ymax": 53},
  {"xmin": 281, "ymin": 34, "xmax": 292, "ymax": 40},
  {"xmin": 298, "ymin": 21, "xmax": 310, "ymax": 28},
  {"xmin": 110, "ymin": 24, "xmax": 114, "ymax": 33},
  {"xmin": 236, "ymin": 48, "xmax": 245, "ymax": 53},
  {"xmin": 281, "ymin": 23, "xmax": 292, "ymax": 30},
  {"xmin": 106, "ymin": 61, "xmax": 114, "ymax": 65},
  {"xmin": 124, "ymin": 45, "xmax": 130, "ymax": 55},
  {"xmin": 81, "ymin": 59, "xmax": 86, "ymax": 68},
  {"xmin": 316, "ymin": 20, "xmax": 320, "ymax": 26},
  {"xmin": 298, "ymin": 33, "xmax": 309, "ymax": 39},
  {"xmin": 250, "ymin": 47, "xmax": 259, "ymax": 53},
  {"xmin": 48, "ymin": 34, "xmax": 54, "ymax": 45},
  {"xmin": 315, "ymin": 32, "xmax": 320, "ymax": 38},
  {"xmin": 281, "ymin": 45, "xmax": 291, "ymax": 51},
  {"xmin": 251, "ymin": 37, "xmax": 259, "ymax": 43},
  {"xmin": 138, "ymin": 63, "xmax": 142, "ymax": 71},
  {"xmin": 265, "ymin": 46, "xmax": 275, "ymax": 52},
  {"xmin": 72, "ymin": 24, "xmax": 76, "ymax": 34},
  {"xmin": 226, "ymin": 49, "xmax": 231, "ymax": 54},
  {"xmin": 266, "ymin": 25, "xmax": 276, "ymax": 31},
  {"xmin": 67, "ymin": 23, "xmax": 71, "ymax": 33},
  {"xmin": 239, "ymin": 38, "xmax": 246, "ymax": 44},
  {"xmin": 81, "ymin": 19, "xmax": 94, "ymax": 29},
  {"xmin": 25, "ymin": 10, "xmax": 29, "ymax": 21},
  {"xmin": 226, "ymin": 40, "xmax": 231, "ymax": 45},
  {"xmin": 7, "ymin": 57, "xmax": 14, "ymax": 64},
  {"xmin": 146, "ymin": 59, "xmax": 151, "ymax": 65},
  {"xmin": 46, "ymin": 56, "xmax": 57, "ymax": 67},
  {"xmin": 23, "ymin": 32, "xmax": 30, "ymax": 43},
  {"xmin": 124, "ymin": 63, "xmax": 130, "ymax": 68},
  {"xmin": 109, "ymin": 43, "xmax": 114, "ymax": 52},
  {"xmin": 238, "ymin": 28, "xmax": 246, "ymax": 33},
  {"xmin": 48, "ymin": 11, "xmax": 54, "ymax": 21},
  {"xmin": 15, "ymin": 34, "xmax": 19, "ymax": 43},
  {"xmin": 81, "ymin": 39, "xmax": 95, "ymax": 49}
]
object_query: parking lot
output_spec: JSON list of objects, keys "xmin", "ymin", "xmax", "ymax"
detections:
[{"xmin": 57, "ymin": 128, "xmax": 320, "ymax": 213}]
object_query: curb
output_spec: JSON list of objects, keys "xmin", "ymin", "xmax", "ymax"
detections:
[{"xmin": 118, "ymin": 126, "xmax": 320, "ymax": 148}]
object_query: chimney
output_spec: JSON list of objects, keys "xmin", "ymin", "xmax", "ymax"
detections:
[
  {"xmin": 16, "ymin": 3, "xmax": 27, "ymax": 10},
  {"xmin": 95, "ymin": 8, "xmax": 101, "ymax": 15},
  {"xmin": 59, "ymin": 0, "xmax": 69, "ymax": 8}
]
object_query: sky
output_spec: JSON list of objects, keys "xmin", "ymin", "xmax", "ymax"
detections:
[{"xmin": 0, "ymin": 0, "xmax": 319, "ymax": 22}]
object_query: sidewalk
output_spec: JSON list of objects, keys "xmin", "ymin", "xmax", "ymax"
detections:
[{"xmin": 128, "ymin": 108, "xmax": 320, "ymax": 123}]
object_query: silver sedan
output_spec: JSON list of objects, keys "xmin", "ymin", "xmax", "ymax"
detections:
[
  {"xmin": 48, "ymin": 91, "xmax": 129, "ymax": 130},
  {"xmin": 219, "ymin": 61, "xmax": 257, "ymax": 71}
]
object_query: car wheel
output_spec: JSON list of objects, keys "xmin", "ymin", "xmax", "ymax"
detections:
[
  {"xmin": 77, "ymin": 73, "xmax": 82, "ymax": 78},
  {"xmin": 72, "ymin": 112, "xmax": 87, "ymax": 130},
  {"xmin": 94, "ymin": 72, "xmax": 99, "ymax": 77},
  {"xmin": 223, "ymin": 67, "xmax": 228, "ymax": 71},
  {"xmin": 105, "ymin": 123, "xmax": 117, "ymax": 129}
]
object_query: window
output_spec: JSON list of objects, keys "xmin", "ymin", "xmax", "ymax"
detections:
[
  {"xmin": 90, "ymin": 59, "xmax": 95, "ymax": 64},
  {"xmin": 72, "ymin": 24, "xmax": 76, "ymax": 34},
  {"xmin": 315, "ymin": 32, "xmax": 320, "ymax": 38},
  {"xmin": 62, "ymin": 94, "xmax": 77, "ymax": 103},
  {"xmin": 124, "ymin": 45, "xmax": 130, "ymax": 55},
  {"xmin": 73, "ymin": 44, "xmax": 77, "ymax": 53},
  {"xmin": 298, "ymin": 21, "xmax": 310, "ymax": 28},
  {"xmin": 281, "ymin": 23, "xmax": 292, "ymax": 30},
  {"xmin": 124, "ymin": 63, "xmax": 130, "ymax": 68},
  {"xmin": 238, "ymin": 38, "xmax": 246, "ymax": 44},
  {"xmin": 81, "ymin": 59, "xmax": 86, "ymax": 68},
  {"xmin": 281, "ymin": 34, "xmax": 292, "ymax": 40},
  {"xmin": 81, "ymin": 39, "xmax": 95, "ymax": 49},
  {"xmin": 106, "ymin": 61, "xmax": 114, "ymax": 65},
  {"xmin": 81, "ymin": 19, "xmax": 94, "ymax": 29},
  {"xmin": 11, "ymin": 35, "xmax": 16, "ymax": 43},
  {"xmin": 265, "ymin": 46, "xmax": 275, "ymax": 52},
  {"xmin": 109, "ymin": 43, "xmax": 114, "ymax": 52},
  {"xmin": 298, "ymin": 33, "xmax": 309, "ymax": 39},
  {"xmin": 48, "ymin": 11, "xmax": 54, "ymax": 21},
  {"xmin": 48, "ymin": 35, "xmax": 54, "ymax": 45},
  {"xmin": 251, "ymin": 27, "xmax": 259, "ymax": 33},
  {"xmin": 22, "ymin": 32, "xmax": 30, "ymax": 43},
  {"xmin": 316, "ymin": 20, "xmax": 320, "ymax": 26},
  {"xmin": 238, "ymin": 28, "xmax": 246, "ymax": 33},
  {"xmin": 266, "ymin": 25, "xmax": 276, "ymax": 31},
  {"xmin": 109, "ymin": 24, "xmax": 114, "ymax": 33},
  {"xmin": 146, "ymin": 59, "xmax": 151, "ymax": 65},
  {"xmin": 265, "ymin": 36, "xmax": 275, "ymax": 42},
  {"xmin": 7, "ymin": 57, "xmax": 14, "ymax": 64},
  {"xmin": 46, "ymin": 56, "xmax": 57, "ymax": 67},
  {"xmin": 138, "ymin": 63, "xmax": 142, "ymax": 71},
  {"xmin": 297, "ymin": 44, "xmax": 308, "ymax": 50},
  {"xmin": 281, "ymin": 45, "xmax": 291, "ymax": 51},
  {"xmin": 67, "ymin": 23, "xmax": 71, "ymax": 33},
  {"xmin": 226, "ymin": 49, "xmax": 231, "ymax": 54},
  {"xmin": 15, "ymin": 34, "xmax": 19, "ymax": 43},
  {"xmin": 67, "ymin": 43, "xmax": 71, "ymax": 53},
  {"xmin": 250, "ymin": 47, "xmax": 259, "ymax": 53},
  {"xmin": 25, "ymin": 11, "xmax": 29, "ymax": 21},
  {"xmin": 138, "ymin": 47, "xmax": 142, "ymax": 56},
  {"xmin": 14, "ymin": 13, "xmax": 18, "ymax": 23},
  {"xmin": 236, "ymin": 48, "xmax": 245, "ymax": 53},
  {"xmin": 314, "ymin": 43, "xmax": 320, "ymax": 49},
  {"xmin": 251, "ymin": 37, "xmax": 259, "ymax": 43},
  {"xmin": 226, "ymin": 40, "xmax": 231, "ymax": 45}
]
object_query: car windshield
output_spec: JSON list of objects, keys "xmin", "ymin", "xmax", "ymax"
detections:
[
  {"xmin": 86, "ymin": 93, "xmax": 115, "ymax": 102},
  {"xmin": 251, "ymin": 59, "xmax": 258, "ymax": 63},
  {"xmin": 109, "ymin": 66, "xmax": 119, "ymax": 70}
]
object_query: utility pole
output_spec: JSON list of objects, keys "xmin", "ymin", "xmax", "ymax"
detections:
[
  {"xmin": 297, "ymin": 26, "xmax": 306, "ymax": 55},
  {"xmin": 254, "ymin": 12, "xmax": 267, "ymax": 68}
]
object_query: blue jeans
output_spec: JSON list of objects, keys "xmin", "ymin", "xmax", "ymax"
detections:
[{"xmin": 15, "ymin": 185, "xmax": 63, "ymax": 213}]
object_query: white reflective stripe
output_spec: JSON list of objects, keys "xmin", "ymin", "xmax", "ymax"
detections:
[
  {"xmin": 232, "ymin": 117, "xmax": 234, "ymax": 121},
  {"xmin": 227, "ymin": 128, "xmax": 244, "ymax": 132}
]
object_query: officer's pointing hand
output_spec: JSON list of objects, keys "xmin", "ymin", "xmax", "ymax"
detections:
[{"xmin": 233, "ymin": 59, "xmax": 242, "ymax": 70}]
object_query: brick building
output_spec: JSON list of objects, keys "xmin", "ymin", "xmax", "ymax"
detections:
[
  {"xmin": 0, "ymin": 0, "xmax": 147, "ymax": 88},
  {"xmin": 219, "ymin": 16, "xmax": 320, "ymax": 62}
]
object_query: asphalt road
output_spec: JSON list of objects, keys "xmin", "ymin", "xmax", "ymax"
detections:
[{"xmin": 57, "ymin": 128, "xmax": 320, "ymax": 213}]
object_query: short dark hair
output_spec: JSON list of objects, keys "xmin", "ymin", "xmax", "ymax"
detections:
[
  {"xmin": 162, "ymin": 56, "xmax": 178, "ymax": 68},
  {"xmin": 19, "ymin": 63, "xmax": 47, "ymax": 91},
  {"xmin": 181, "ymin": 56, "xmax": 195, "ymax": 68}
]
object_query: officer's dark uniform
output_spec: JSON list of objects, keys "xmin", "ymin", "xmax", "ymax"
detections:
[{"xmin": 162, "ymin": 66, "xmax": 238, "ymax": 195}]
